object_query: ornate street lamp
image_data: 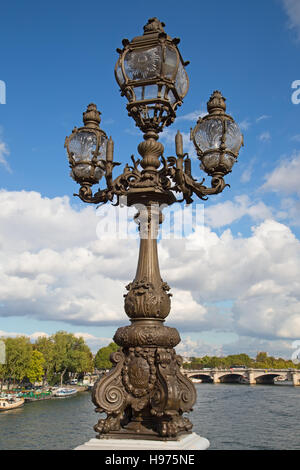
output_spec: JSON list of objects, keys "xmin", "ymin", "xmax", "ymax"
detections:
[
  {"xmin": 115, "ymin": 17, "xmax": 189, "ymax": 134},
  {"xmin": 65, "ymin": 18, "xmax": 243, "ymax": 442},
  {"xmin": 191, "ymin": 90, "xmax": 243, "ymax": 182}
]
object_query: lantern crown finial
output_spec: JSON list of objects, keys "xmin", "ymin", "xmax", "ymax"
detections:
[
  {"xmin": 83, "ymin": 103, "xmax": 101, "ymax": 129},
  {"xmin": 207, "ymin": 90, "xmax": 226, "ymax": 115},
  {"xmin": 143, "ymin": 17, "xmax": 166, "ymax": 35}
]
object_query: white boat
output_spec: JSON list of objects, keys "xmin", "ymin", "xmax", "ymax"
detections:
[
  {"xmin": 191, "ymin": 378, "xmax": 202, "ymax": 383},
  {"xmin": 0, "ymin": 396, "xmax": 25, "ymax": 410},
  {"xmin": 238, "ymin": 376, "xmax": 250, "ymax": 384},
  {"xmin": 274, "ymin": 376, "xmax": 286, "ymax": 382},
  {"xmin": 53, "ymin": 388, "xmax": 77, "ymax": 398}
]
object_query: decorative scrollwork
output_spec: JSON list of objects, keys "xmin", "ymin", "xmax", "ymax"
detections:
[
  {"xmin": 92, "ymin": 350, "xmax": 126, "ymax": 413},
  {"xmin": 74, "ymin": 128, "xmax": 229, "ymax": 206},
  {"xmin": 114, "ymin": 324, "xmax": 180, "ymax": 348},
  {"xmin": 166, "ymin": 156, "xmax": 229, "ymax": 204},
  {"xmin": 122, "ymin": 347, "xmax": 156, "ymax": 398},
  {"xmin": 124, "ymin": 278, "xmax": 171, "ymax": 319},
  {"xmin": 92, "ymin": 349, "xmax": 129, "ymax": 435},
  {"xmin": 92, "ymin": 344, "xmax": 196, "ymax": 439}
]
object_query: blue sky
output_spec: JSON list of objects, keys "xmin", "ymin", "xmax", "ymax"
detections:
[{"xmin": 1, "ymin": 0, "xmax": 300, "ymax": 358}]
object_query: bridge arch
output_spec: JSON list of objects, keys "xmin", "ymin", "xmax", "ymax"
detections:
[
  {"xmin": 254, "ymin": 373, "xmax": 281, "ymax": 384},
  {"xmin": 217, "ymin": 373, "xmax": 245, "ymax": 384},
  {"xmin": 188, "ymin": 373, "xmax": 213, "ymax": 383}
]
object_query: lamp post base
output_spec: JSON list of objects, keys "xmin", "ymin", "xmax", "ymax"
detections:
[{"xmin": 74, "ymin": 432, "xmax": 210, "ymax": 450}]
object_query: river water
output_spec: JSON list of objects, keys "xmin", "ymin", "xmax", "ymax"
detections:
[{"xmin": 0, "ymin": 383, "xmax": 299, "ymax": 450}]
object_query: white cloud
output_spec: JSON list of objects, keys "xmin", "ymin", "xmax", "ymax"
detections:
[
  {"xmin": 160, "ymin": 219, "xmax": 300, "ymax": 341},
  {"xmin": 281, "ymin": 0, "xmax": 300, "ymax": 40},
  {"xmin": 176, "ymin": 109, "xmax": 205, "ymax": 122},
  {"xmin": 160, "ymin": 127, "xmax": 197, "ymax": 158},
  {"xmin": 0, "ymin": 190, "xmax": 138, "ymax": 326},
  {"xmin": 177, "ymin": 335, "xmax": 295, "ymax": 359},
  {"xmin": 203, "ymin": 195, "xmax": 272, "ymax": 228},
  {"xmin": 259, "ymin": 131, "xmax": 271, "ymax": 142},
  {"xmin": 73, "ymin": 332, "xmax": 113, "ymax": 352},
  {"xmin": 239, "ymin": 119, "xmax": 251, "ymax": 131},
  {"xmin": 176, "ymin": 336, "xmax": 224, "ymax": 358},
  {"xmin": 261, "ymin": 152, "xmax": 300, "ymax": 196},
  {"xmin": 1, "ymin": 190, "xmax": 300, "ymax": 355},
  {"xmin": 219, "ymin": 336, "xmax": 295, "ymax": 359},
  {"xmin": 240, "ymin": 158, "xmax": 256, "ymax": 184},
  {"xmin": 278, "ymin": 197, "xmax": 300, "ymax": 226},
  {"xmin": 256, "ymin": 115, "xmax": 271, "ymax": 123},
  {"xmin": 241, "ymin": 168, "xmax": 252, "ymax": 183},
  {"xmin": 0, "ymin": 139, "xmax": 11, "ymax": 172}
]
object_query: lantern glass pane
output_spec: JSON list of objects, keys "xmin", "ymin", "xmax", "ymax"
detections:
[
  {"xmin": 70, "ymin": 164, "xmax": 104, "ymax": 182},
  {"xmin": 194, "ymin": 119, "xmax": 223, "ymax": 152},
  {"xmin": 175, "ymin": 61, "xmax": 188, "ymax": 97},
  {"xmin": 144, "ymin": 85, "xmax": 158, "ymax": 100},
  {"xmin": 99, "ymin": 135, "xmax": 107, "ymax": 160},
  {"xmin": 68, "ymin": 131, "xmax": 97, "ymax": 162},
  {"xmin": 160, "ymin": 85, "xmax": 166, "ymax": 99},
  {"xmin": 167, "ymin": 89, "xmax": 176, "ymax": 105},
  {"xmin": 134, "ymin": 85, "xmax": 158, "ymax": 101},
  {"xmin": 201, "ymin": 153, "xmax": 220, "ymax": 172},
  {"xmin": 222, "ymin": 153, "xmax": 236, "ymax": 171},
  {"xmin": 124, "ymin": 47, "xmax": 162, "ymax": 80},
  {"xmin": 146, "ymin": 106, "xmax": 156, "ymax": 119},
  {"xmin": 164, "ymin": 46, "xmax": 178, "ymax": 78},
  {"xmin": 225, "ymin": 120, "xmax": 243, "ymax": 154},
  {"xmin": 134, "ymin": 87, "xmax": 143, "ymax": 100},
  {"xmin": 116, "ymin": 61, "xmax": 125, "ymax": 86}
]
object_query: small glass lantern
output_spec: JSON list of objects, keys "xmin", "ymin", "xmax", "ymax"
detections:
[
  {"xmin": 191, "ymin": 91, "xmax": 243, "ymax": 176},
  {"xmin": 65, "ymin": 104, "xmax": 108, "ymax": 185},
  {"xmin": 115, "ymin": 17, "xmax": 189, "ymax": 133}
]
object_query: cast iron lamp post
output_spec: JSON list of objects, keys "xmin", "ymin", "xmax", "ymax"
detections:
[{"xmin": 65, "ymin": 18, "xmax": 243, "ymax": 441}]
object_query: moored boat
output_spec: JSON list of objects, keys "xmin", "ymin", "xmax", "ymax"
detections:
[
  {"xmin": 53, "ymin": 388, "xmax": 77, "ymax": 397},
  {"xmin": 0, "ymin": 396, "xmax": 25, "ymax": 411},
  {"xmin": 238, "ymin": 376, "xmax": 250, "ymax": 384}
]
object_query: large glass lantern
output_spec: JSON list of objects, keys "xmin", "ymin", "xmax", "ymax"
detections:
[
  {"xmin": 191, "ymin": 91, "xmax": 243, "ymax": 176},
  {"xmin": 65, "ymin": 104, "xmax": 108, "ymax": 185},
  {"xmin": 115, "ymin": 17, "xmax": 189, "ymax": 133}
]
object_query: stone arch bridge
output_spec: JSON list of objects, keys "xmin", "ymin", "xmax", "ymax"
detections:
[{"xmin": 184, "ymin": 368, "xmax": 300, "ymax": 386}]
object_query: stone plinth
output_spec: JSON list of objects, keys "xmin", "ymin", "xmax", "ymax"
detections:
[{"xmin": 75, "ymin": 433, "xmax": 210, "ymax": 450}]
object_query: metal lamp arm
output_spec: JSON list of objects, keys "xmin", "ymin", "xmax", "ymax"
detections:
[{"xmin": 166, "ymin": 155, "xmax": 229, "ymax": 204}]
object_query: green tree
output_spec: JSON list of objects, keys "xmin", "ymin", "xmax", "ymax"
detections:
[
  {"xmin": 51, "ymin": 331, "xmax": 93, "ymax": 386},
  {"xmin": 26, "ymin": 350, "xmax": 45, "ymax": 384},
  {"xmin": 0, "ymin": 337, "xmax": 6, "ymax": 391},
  {"xmin": 226, "ymin": 354, "xmax": 253, "ymax": 367},
  {"xmin": 94, "ymin": 342, "xmax": 119, "ymax": 370},
  {"xmin": 67, "ymin": 337, "xmax": 93, "ymax": 377},
  {"xmin": 5, "ymin": 336, "xmax": 32, "ymax": 388},
  {"xmin": 256, "ymin": 352, "xmax": 268, "ymax": 364},
  {"xmin": 34, "ymin": 336, "xmax": 55, "ymax": 385},
  {"xmin": 0, "ymin": 363, "xmax": 6, "ymax": 392}
]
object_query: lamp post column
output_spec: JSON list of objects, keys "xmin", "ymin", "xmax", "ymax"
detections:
[{"xmin": 92, "ymin": 138, "xmax": 196, "ymax": 440}]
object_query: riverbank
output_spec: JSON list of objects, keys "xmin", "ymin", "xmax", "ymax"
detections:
[{"xmin": 0, "ymin": 384, "xmax": 90, "ymax": 403}]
